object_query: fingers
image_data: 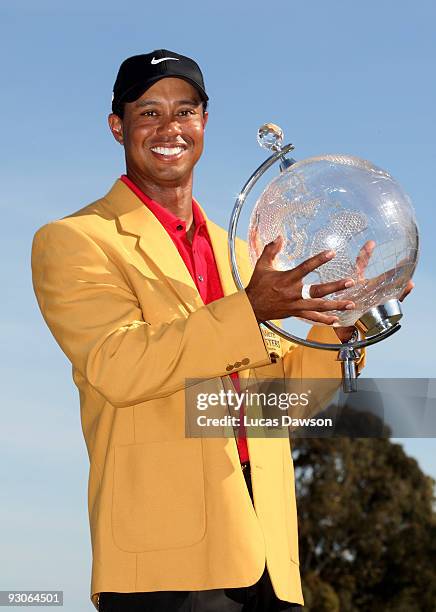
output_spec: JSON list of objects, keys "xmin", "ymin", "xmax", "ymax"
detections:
[
  {"xmin": 356, "ymin": 240, "xmax": 376, "ymax": 280},
  {"xmin": 399, "ymin": 280, "xmax": 414, "ymax": 302},
  {"xmin": 310, "ymin": 278, "xmax": 355, "ymax": 299},
  {"xmin": 259, "ymin": 235, "xmax": 284, "ymax": 268},
  {"xmin": 296, "ymin": 298, "xmax": 355, "ymax": 312},
  {"xmin": 298, "ymin": 311, "xmax": 340, "ymax": 325},
  {"xmin": 290, "ymin": 249, "xmax": 336, "ymax": 279}
]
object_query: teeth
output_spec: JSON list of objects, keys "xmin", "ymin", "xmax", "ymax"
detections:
[{"xmin": 151, "ymin": 146, "xmax": 184, "ymax": 156}]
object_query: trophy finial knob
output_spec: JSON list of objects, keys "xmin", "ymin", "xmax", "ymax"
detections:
[{"xmin": 257, "ymin": 123, "xmax": 284, "ymax": 151}]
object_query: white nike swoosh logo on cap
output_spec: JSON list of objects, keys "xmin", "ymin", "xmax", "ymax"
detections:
[{"xmin": 151, "ymin": 56, "xmax": 180, "ymax": 65}]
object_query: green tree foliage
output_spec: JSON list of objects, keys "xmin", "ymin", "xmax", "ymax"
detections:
[{"xmin": 292, "ymin": 428, "xmax": 436, "ymax": 611}]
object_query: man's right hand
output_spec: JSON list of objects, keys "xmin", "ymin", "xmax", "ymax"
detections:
[{"xmin": 245, "ymin": 236, "xmax": 356, "ymax": 324}]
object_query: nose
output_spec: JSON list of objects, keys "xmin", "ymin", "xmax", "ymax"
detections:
[{"xmin": 156, "ymin": 115, "xmax": 182, "ymax": 138}]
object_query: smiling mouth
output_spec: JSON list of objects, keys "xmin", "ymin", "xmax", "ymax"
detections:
[{"xmin": 150, "ymin": 145, "xmax": 186, "ymax": 157}]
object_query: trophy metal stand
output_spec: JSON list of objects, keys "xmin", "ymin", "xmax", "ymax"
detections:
[{"xmin": 228, "ymin": 123, "xmax": 402, "ymax": 393}]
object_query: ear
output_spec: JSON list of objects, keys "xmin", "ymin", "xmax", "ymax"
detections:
[
  {"xmin": 202, "ymin": 110, "xmax": 209, "ymax": 129},
  {"xmin": 108, "ymin": 113, "xmax": 124, "ymax": 145}
]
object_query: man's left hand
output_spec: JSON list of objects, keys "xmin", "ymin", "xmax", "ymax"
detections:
[
  {"xmin": 333, "ymin": 239, "xmax": 415, "ymax": 343},
  {"xmin": 334, "ymin": 279, "xmax": 415, "ymax": 342}
]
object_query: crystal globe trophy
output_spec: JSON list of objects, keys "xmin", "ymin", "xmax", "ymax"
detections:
[{"xmin": 228, "ymin": 123, "xmax": 419, "ymax": 391}]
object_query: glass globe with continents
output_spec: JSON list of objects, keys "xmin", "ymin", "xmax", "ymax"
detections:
[{"xmin": 248, "ymin": 154, "xmax": 419, "ymax": 328}]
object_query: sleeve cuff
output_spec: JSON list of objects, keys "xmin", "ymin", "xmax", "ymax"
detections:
[{"xmin": 206, "ymin": 290, "xmax": 273, "ymax": 375}]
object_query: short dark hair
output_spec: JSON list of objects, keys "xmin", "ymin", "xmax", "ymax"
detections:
[{"xmin": 113, "ymin": 99, "xmax": 208, "ymax": 120}]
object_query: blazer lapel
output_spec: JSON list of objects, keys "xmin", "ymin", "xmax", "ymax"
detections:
[
  {"xmin": 103, "ymin": 180, "xmax": 204, "ymax": 314},
  {"xmin": 102, "ymin": 181, "xmax": 253, "ymax": 315}
]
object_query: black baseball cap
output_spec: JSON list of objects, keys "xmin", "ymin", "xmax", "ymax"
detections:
[{"xmin": 112, "ymin": 49, "xmax": 208, "ymax": 116}]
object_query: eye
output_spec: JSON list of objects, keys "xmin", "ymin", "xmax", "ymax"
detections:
[
  {"xmin": 140, "ymin": 110, "xmax": 158, "ymax": 117},
  {"xmin": 178, "ymin": 109, "xmax": 196, "ymax": 117}
]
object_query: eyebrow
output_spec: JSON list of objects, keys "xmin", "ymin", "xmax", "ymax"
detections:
[{"xmin": 135, "ymin": 98, "xmax": 201, "ymax": 107}]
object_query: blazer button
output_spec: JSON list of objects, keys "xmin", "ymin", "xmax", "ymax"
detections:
[
  {"xmin": 226, "ymin": 365, "xmax": 234, "ymax": 372},
  {"xmin": 241, "ymin": 358, "xmax": 250, "ymax": 365},
  {"xmin": 234, "ymin": 361, "xmax": 242, "ymax": 368}
]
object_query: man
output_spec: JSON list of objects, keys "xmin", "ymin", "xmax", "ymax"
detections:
[{"xmin": 31, "ymin": 50, "xmax": 412, "ymax": 611}]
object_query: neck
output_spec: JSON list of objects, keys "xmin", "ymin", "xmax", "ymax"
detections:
[{"xmin": 126, "ymin": 169, "xmax": 194, "ymax": 229}]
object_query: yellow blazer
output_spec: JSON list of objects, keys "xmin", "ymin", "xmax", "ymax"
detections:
[{"xmin": 31, "ymin": 179, "xmax": 363, "ymax": 609}]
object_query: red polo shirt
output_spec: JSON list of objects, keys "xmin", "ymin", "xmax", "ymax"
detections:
[{"xmin": 121, "ymin": 175, "xmax": 249, "ymax": 463}]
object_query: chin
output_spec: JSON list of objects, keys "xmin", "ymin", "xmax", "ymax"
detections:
[
  {"xmin": 155, "ymin": 161, "xmax": 193, "ymax": 178},
  {"xmin": 153, "ymin": 169, "xmax": 190, "ymax": 184}
]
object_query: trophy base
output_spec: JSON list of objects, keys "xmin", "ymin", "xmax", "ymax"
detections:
[{"xmin": 357, "ymin": 299, "xmax": 403, "ymax": 338}]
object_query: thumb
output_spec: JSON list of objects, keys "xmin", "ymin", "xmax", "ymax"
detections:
[{"xmin": 259, "ymin": 235, "xmax": 284, "ymax": 268}]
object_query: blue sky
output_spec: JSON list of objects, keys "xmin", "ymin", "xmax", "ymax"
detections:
[{"xmin": 1, "ymin": 1, "xmax": 435, "ymax": 609}]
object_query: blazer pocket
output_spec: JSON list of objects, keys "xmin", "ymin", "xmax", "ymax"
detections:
[{"xmin": 112, "ymin": 439, "xmax": 206, "ymax": 552}]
